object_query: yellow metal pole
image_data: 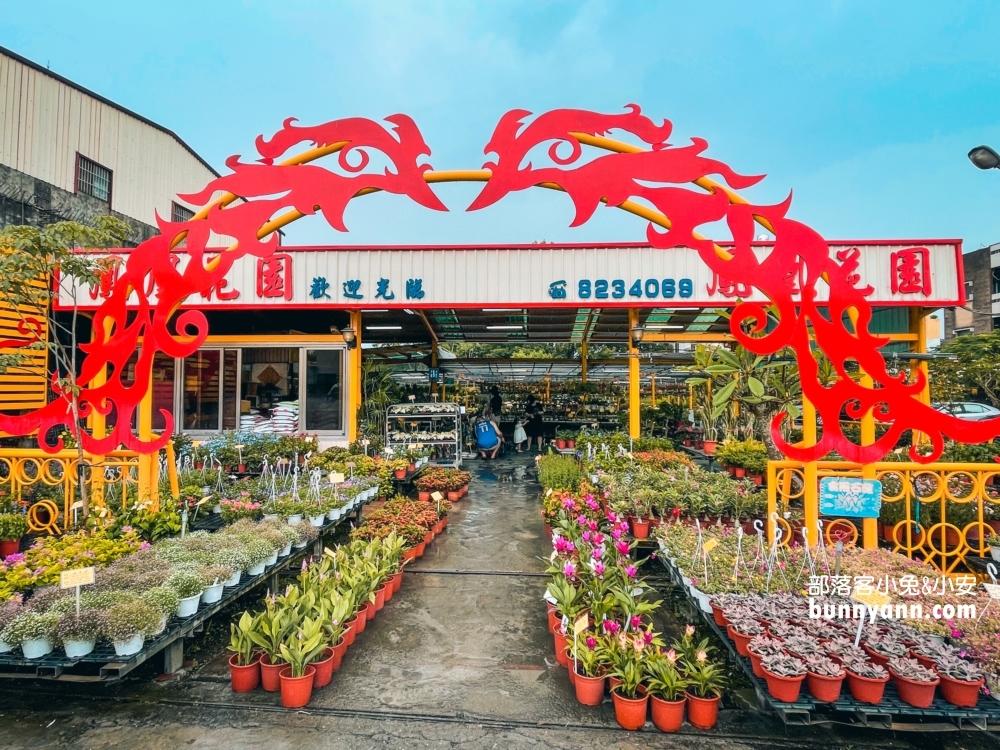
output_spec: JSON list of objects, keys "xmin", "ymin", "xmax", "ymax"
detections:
[
  {"xmin": 165, "ymin": 440, "xmax": 180, "ymax": 500},
  {"xmin": 909, "ymin": 308, "xmax": 930, "ymax": 447},
  {"xmin": 137, "ymin": 382, "xmax": 157, "ymax": 508},
  {"xmin": 580, "ymin": 341, "xmax": 588, "ymax": 383},
  {"xmin": 802, "ymin": 395, "xmax": 819, "ymax": 547},
  {"xmin": 847, "ymin": 308, "xmax": 878, "ymax": 549},
  {"xmin": 628, "ymin": 309, "xmax": 640, "ymax": 439},
  {"xmin": 651, "ymin": 375, "xmax": 656, "ymax": 406},
  {"xmin": 348, "ymin": 310, "xmax": 362, "ymax": 443}
]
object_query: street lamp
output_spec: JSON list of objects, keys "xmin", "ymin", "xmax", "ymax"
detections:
[
  {"xmin": 630, "ymin": 325, "xmax": 644, "ymax": 348},
  {"xmin": 334, "ymin": 325, "xmax": 357, "ymax": 349},
  {"xmin": 968, "ymin": 145, "xmax": 1000, "ymax": 170}
]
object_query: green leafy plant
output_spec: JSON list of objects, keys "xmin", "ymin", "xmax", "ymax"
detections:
[
  {"xmin": 0, "ymin": 513, "xmax": 28, "ymax": 541},
  {"xmin": 682, "ymin": 650, "xmax": 726, "ymax": 698},
  {"xmin": 645, "ymin": 651, "xmax": 688, "ymax": 701},
  {"xmin": 228, "ymin": 611, "xmax": 259, "ymax": 667},
  {"xmin": 278, "ymin": 615, "xmax": 327, "ymax": 678}
]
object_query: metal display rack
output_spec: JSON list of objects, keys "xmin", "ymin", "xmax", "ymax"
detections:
[{"xmin": 386, "ymin": 402, "xmax": 462, "ymax": 468}]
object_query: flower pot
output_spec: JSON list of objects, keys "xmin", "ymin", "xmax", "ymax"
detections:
[
  {"xmin": 201, "ymin": 582, "xmax": 225, "ymax": 605},
  {"xmin": 550, "ymin": 624, "xmax": 570, "ymax": 668},
  {"xmin": 362, "ymin": 599, "xmax": 376, "ymax": 625},
  {"xmin": 343, "ymin": 618, "xmax": 358, "ymax": 646},
  {"xmin": 414, "ymin": 541, "xmax": 427, "ymax": 558},
  {"xmin": 311, "ymin": 647, "xmax": 336, "ymax": 689},
  {"xmin": 650, "ymin": 695, "xmax": 685, "ymax": 732},
  {"xmin": 418, "ymin": 491, "xmax": 431, "ymax": 502},
  {"xmin": 279, "ymin": 665, "xmax": 316, "ymax": 709},
  {"xmin": 567, "ymin": 440, "xmax": 575, "ymax": 449},
  {"xmin": 567, "ymin": 661, "xmax": 577, "ymax": 687},
  {"xmin": 229, "ymin": 653, "xmax": 261, "ymax": 693},
  {"xmin": 845, "ymin": 669, "xmax": 889, "ymax": 705},
  {"xmin": 939, "ymin": 673, "xmax": 983, "ymax": 708},
  {"xmin": 259, "ymin": 653, "xmax": 285, "ymax": 692},
  {"xmin": 611, "ymin": 689, "xmax": 649, "ymax": 731},
  {"xmin": 891, "ymin": 669, "xmax": 940, "ymax": 708},
  {"xmin": 910, "ymin": 650, "xmax": 937, "ymax": 671},
  {"xmin": 609, "ymin": 675, "xmax": 622, "ymax": 693},
  {"xmin": 709, "ymin": 601, "xmax": 728, "ymax": 628},
  {"xmin": 309, "ymin": 514, "xmax": 325, "ymax": 527},
  {"xmin": 806, "ymin": 671, "xmax": 844, "ymax": 702},
  {"xmin": 762, "ymin": 667, "xmax": 806, "ymax": 703},
  {"xmin": 263, "ymin": 513, "xmax": 279, "ymax": 522},
  {"xmin": 991, "ymin": 546, "xmax": 1000, "ymax": 563},
  {"xmin": 573, "ymin": 666, "xmax": 605, "ymax": 706},
  {"xmin": 423, "ymin": 531, "xmax": 433, "ymax": 545},
  {"xmin": 408, "ymin": 463, "xmax": 416, "ymax": 473},
  {"xmin": 63, "ymin": 638, "xmax": 96, "ymax": 659},
  {"xmin": 237, "ymin": 463, "xmax": 247, "ymax": 473},
  {"xmin": 862, "ymin": 644, "xmax": 891, "ymax": 668},
  {"xmin": 213, "ymin": 504, "xmax": 222, "ymax": 514},
  {"xmin": 247, "ymin": 561, "xmax": 266, "ymax": 577},
  {"xmin": 177, "ymin": 592, "xmax": 202, "ymax": 617},
  {"xmin": 0, "ymin": 640, "xmax": 11, "ymax": 654},
  {"xmin": 685, "ymin": 691, "xmax": 719, "ymax": 730},
  {"xmin": 389, "ymin": 572, "xmax": 403, "ymax": 593},
  {"xmin": 21, "ymin": 638, "xmax": 53, "ymax": 660},
  {"xmin": 440, "ymin": 515, "xmax": 449, "ymax": 529},
  {"xmin": 287, "ymin": 514, "xmax": 303, "ymax": 526},
  {"xmin": 395, "ymin": 469, "xmax": 407, "ymax": 480},
  {"xmin": 630, "ymin": 518, "xmax": 650, "ymax": 539},
  {"xmin": 114, "ymin": 635, "xmax": 144, "ymax": 657},
  {"xmin": 332, "ymin": 636, "xmax": 348, "ymax": 666},
  {"xmin": 703, "ymin": 440, "xmax": 718, "ymax": 455},
  {"xmin": 447, "ymin": 491, "xmax": 460, "ymax": 502},
  {"xmin": 374, "ymin": 584, "xmax": 387, "ymax": 611},
  {"xmin": 0, "ymin": 538, "xmax": 20, "ymax": 558},
  {"xmin": 403, "ymin": 547, "xmax": 418, "ymax": 563},
  {"xmin": 726, "ymin": 624, "xmax": 753, "ymax": 657},
  {"xmin": 547, "ymin": 605, "xmax": 560, "ymax": 633},
  {"xmin": 556, "ymin": 439, "xmax": 567, "ymax": 450},
  {"xmin": 224, "ymin": 570, "xmax": 242, "ymax": 588},
  {"xmin": 279, "ymin": 542, "xmax": 292, "ymax": 557},
  {"xmin": 747, "ymin": 648, "xmax": 766, "ymax": 678},
  {"xmin": 733, "ymin": 466, "xmax": 746, "ymax": 478},
  {"xmin": 460, "ymin": 484, "xmax": 469, "ymax": 497}
]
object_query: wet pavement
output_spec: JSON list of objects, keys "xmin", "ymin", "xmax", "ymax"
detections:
[{"xmin": 1, "ymin": 452, "xmax": 999, "ymax": 748}]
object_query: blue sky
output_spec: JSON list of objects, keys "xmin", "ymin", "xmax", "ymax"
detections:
[{"xmin": 4, "ymin": 0, "xmax": 1000, "ymax": 249}]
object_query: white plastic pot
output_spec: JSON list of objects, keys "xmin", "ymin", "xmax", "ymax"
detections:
[
  {"xmin": 150, "ymin": 615, "xmax": 168, "ymax": 637},
  {"xmin": 265, "ymin": 551, "xmax": 279, "ymax": 566},
  {"xmin": 224, "ymin": 570, "xmax": 242, "ymax": 587},
  {"xmin": 293, "ymin": 540, "xmax": 308, "ymax": 549},
  {"xmin": 247, "ymin": 562, "xmax": 266, "ymax": 577},
  {"xmin": 263, "ymin": 513, "xmax": 279, "ymax": 522},
  {"xmin": 114, "ymin": 635, "xmax": 144, "ymax": 657},
  {"xmin": 309, "ymin": 514, "xmax": 324, "ymax": 528},
  {"xmin": 692, "ymin": 588, "xmax": 712, "ymax": 613},
  {"xmin": 21, "ymin": 638, "xmax": 53, "ymax": 660},
  {"xmin": 177, "ymin": 593, "xmax": 202, "ymax": 617},
  {"xmin": 63, "ymin": 639, "xmax": 96, "ymax": 659},
  {"xmin": 213, "ymin": 504, "xmax": 222, "ymax": 514},
  {"xmin": 327, "ymin": 507, "xmax": 341, "ymax": 521},
  {"xmin": 991, "ymin": 546, "xmax": 1000, "ymax": 563},
  {"xmin": 279, "ymin": 542, "xmax": 292, "ymax": 557},
  {"xmin": 201, "ymin": 582, "xmax": 225, "ymax": 604},
  {"xmin": 287, "ymin": 514, "xmax": 303, "ymax": 526}
]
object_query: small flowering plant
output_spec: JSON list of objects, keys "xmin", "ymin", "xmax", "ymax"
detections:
[
  {"xmin": 761, "ymin": 653, "xmax": 807, "ymax": 678},
  {"xmin": 220, "ymin": 495, "xmax": 261, "ymax": 524},
  {"xmin": 645, "ymin": 649, "xmax": 688, "ymax": 701},
  {"xmin": 683, "ymin": 648, "xmax": 726, "ymax": 698},
  {"xmin": 570, "ymin": 632, "xmax": 608, "ymax": 678}
]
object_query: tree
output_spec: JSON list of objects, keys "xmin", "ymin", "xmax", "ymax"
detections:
[
  {"xmin": 0, "ymin": 217, "xmax": 130, "ymax": 517},
  {"xmin": 930, "ymin": 330, "xmax": 1000, "ymax": 407}
]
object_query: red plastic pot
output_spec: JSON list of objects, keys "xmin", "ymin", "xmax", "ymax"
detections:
[
  {"xmin": 259, "ymin": 653, "xmax": 285, "ymax": 693},
  {"xmin": 237, "ymin": 463, "xmax": 247, "ymax": 473},
  {"xmin": 383, "ymin": 580, "xmax": 394, "ymax": 603},
  {"xmin": 567, "ymin": 661, "xmax": 576, "ymax": 687},
  {"xmin": 806, "ymin": 671, "xmax": 844, "ymax": 702},
  {"xmin": 862, "ymin": 644, "xmax": 891, "ymax": 668},
  {"xmin": 374, "ymin": 584, "xmax": 387, "ymax": 611},
  {"xmin": 311, "ymin": 647, "xmax": 336, "ymax": 688},
  {"xmin": 418, "ymin": 491, "xmax": 431, "ymax": 502},
  {"xmin": 939, "ymin": 674, "xmax": 983, "ymax": 707},
  {"xmin": 891, "ymin": 670, "xmax": 940, "ymax": 708},
  {"xmin": 762, "ymin": 668, "xmax": 805, "ymax": 703},
  {"xmin": 279, "ymin": 665, "xmax": 316, "ymax": 709},
  {"xmin": 845, "ymin": 669, "xmax": 889, "ymax": 705},
  {"xmin": 395, "ymin": 469, "xmax": 407, "ymax": 479},
  {"xmin": 332, "ymin": 636, "xmax": 348, "ymax": 665},
  {"xmin": 611, "ymin": 689, "xmax": 649, "ymax": 731},
  {"xmin": 229, "ymin": 653, "xmax": 261, "ymax": 693},
  {"xmin": 546, "ymin": 604, "xmax": 560, "ymax": 633},
  {"xmin": 709, "ymin": 601, "xmax": 727, "ymax": 629},
  {"xmin": 573, "ymin": 667, "xmax": 605, "ymax": 706},
  {"xmin": 362, "ymin": 599, "xmax": 376, "ymax": 623},
  {"xmin": 734, "ymin": 467, "xmax": 746, "ymax": 478},
  {"xmin": 447, "ymin": 491, "xmax": 460, "ymax": 502},
  {"xmin": 423, "ymin": 531, "xmax": 433, "ymax": 545},
  {"xmin": 702, "ymin": 440, "xmax": 718, "ymax": 455},
  {"xmin": 389, "ymin": 571, "xmax": 403, "ymax": 593},
  {"xmin": 550, "ymin": 624, "xmax": 570, "ymax": 668},
  {"xmin": 910, "ymin": 650, "xmax": 937, "ymax": 671},
  {"xmin": 0, "ymin": 538, "xmax": 19, "ymax": 558},
  {"xmin": 630, "ymin": 518, "xmax": 650, "ymax": 539},
  {"xmin": 343, "ymin": 620, "xmax": 357, "ymax": 647},
  {"xmin": 556, "ymin": 439, "xmax": 567, "ymax": 450},
  {"xmin": 567, "ymin": 440, "xmax": 575, "ymax": 449},
  {"xmin": 685, "ymin": 691, "xmax": 719, "ymax": 730},
  {"xmin": 414, "ymin": 541, "xmax": 427, "ymax": 558},
  {"xmin": 353, "ymin": 607, "xmax": 368, "ymax": 634},
  {"xmin": 726, "ymin": 625, "xmax": 754, "ymax": 657},
  {"xmin": 402, "ymin": 547, "xmax": 418, "ymax": 563},
  {"xmin": 747, "ymin": 648, "xmax": 765, "ymax": 679},
  {"xmin": 650, "ymin": 695, "xmax": 685, "ymax": 732},
  {"xmin": 440, "ymin": 515, "xmax": 449, "ymax": 529},
  {"xmin": 408, "ymin": 463, "xmax": 416, "ymax": 473},
  {"xmin": 608, "ymin": 675, "xmax": 622, "ymax": 693}
]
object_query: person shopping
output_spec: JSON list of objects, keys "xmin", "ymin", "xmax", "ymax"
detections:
[
  {"xmin": 512, "ymin": 417, "xmax": 527, "ymax": 452},
  {"xmin": 523, "ymin": 394, "xmax": 544, "ymax": 451},
  {"xmin": 475, "ymin": 407, "xmax": 503, "ymax": 460}
]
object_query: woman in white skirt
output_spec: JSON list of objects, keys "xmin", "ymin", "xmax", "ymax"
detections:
[{"xmin": 512, "ymin": 419, "xmax": 528, "ymax": 452}]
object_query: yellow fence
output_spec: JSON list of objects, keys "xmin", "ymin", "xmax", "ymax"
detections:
[
  {"xmin": 767, "ymin": 460, "xmax": 1000, "ymax": 573},
  {"xmin": 0, "ymin": 448, "xmax": 144, "ymax": 534}
]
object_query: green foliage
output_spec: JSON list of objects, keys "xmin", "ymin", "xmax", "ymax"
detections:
[
  {"xmin": 537, "ymin": 455, "xmax": 583, "ymax": 491},
  {"xmin": 931, "ymin": 329, "xmax": 1000, "ymax": 406},
  {"xmin": 714, "ymin": 438, "xmax": 769, "ymax": 473},
  {"xmin": 0, "ymin": 513, "xmax": 28, "ymax": 541},
  {"xmin": 228, "ymin": 611, "xmax": 259, "ymax": 667}
]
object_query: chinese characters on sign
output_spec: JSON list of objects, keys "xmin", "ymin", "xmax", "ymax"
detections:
[
  {"xmin": 890, "ymin": 247, "xmax": 931, "ymax": 296},
  {"xmin": 256, "ymin": 254, "xmax": 293, "ymax": 300},
  {"xmin": 818, "ymin": 477, "xmax": 882, "ymax": 518}
]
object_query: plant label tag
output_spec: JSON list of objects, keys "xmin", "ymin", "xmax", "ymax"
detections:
[
  {"xmin": 70, "ymin": 500, "xmax": 84, "ymax": 511},
  {"xmin": 545, "ymin": 488, "xmax": 553, "ymax": 497},
  {"xmin": 573, "ymin": 615, "xmax": 589, "ymax": 635},
  {"xmin": 330, "ymin": 472, "xmax": 345, "ymax": 484},
  {"xmin": 983, "ymin": 583, "xmax": 1000, "ymax": 600},
  {"xmin": 702, "ymin": 538, "xmax": 719, "ymax": 554},
  {"xmin": 323, "ymin": 547, "xmax": 337, "ymax": 559},
  {"xmin": 431, "ymin": 491, "xmax": 444, "ymax": 502},
  {"xmin": 851, "ymin": 589, "xmax": 892, "ymax": 609},
  {"xmin": 197, "ymin": 497, "xmax": 210, "ymax": 506},
  {"xmin": 60, "ymin": 567, "xmax": 95, "ymax": 589}
]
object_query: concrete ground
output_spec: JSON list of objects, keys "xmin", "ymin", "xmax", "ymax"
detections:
[{"xmin": 0, "ymin": 452, "xmax": 998, "ymax": 749}]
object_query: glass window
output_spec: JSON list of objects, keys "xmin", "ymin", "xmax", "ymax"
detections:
[
  {"xmin": 222, "ymin": 349, "xmax": 238, "ymax": 430},
  {"xmin": 993, "ymin": 268, "xmax": 1000, "ymax": 296},
  {"xmin": 305, "ymin": 349, "xmax": 343, "ymax": 431},
  {"xmin": 182, "ymin": 350, "xmax": 221, "ymax": 430},
  {"xmin": 77, "ymin": 155, "xmax": 112, "ymax": 202},
  {"xmin": 239, "ymin": 347, "xmax": 300, "ymax": 434},
  {"xmin": 151, "ymin": 352, "xmax": 176, "ymax": 432}
]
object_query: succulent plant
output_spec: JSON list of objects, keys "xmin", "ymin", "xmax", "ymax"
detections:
[
  {"xmin": 729, "ymin": 618, "xmax": 765, "ymax": 636},
  {"xmin": 912, "ymin": 640, "xmax": 959, "ymax": 662},
  {"xmin": 761, "ymin": 653, "xmax": 807, "ymax": 678},
  {"xmin": 748, "ymin": 635, "xmax": 785, "ymax": 657},
  {"xmin": 887, "ymin": 657, "xmax": 938, "ymax": 683},
  {"xmin": 767, "ymin": 620, "xmax": 806, "ymax": 639},
  {"xmin": 783, "ymin": 634, "xmax": 823, "ymax": 657},
  {"xmin": 936, "ymin": 655, "xmax": 984, "ymax": 683},
  {"xmin": 865, "ymin": 633, "xmax": 908, "ymax": 658},
  {"xmin": 724, "ymin": 605, "xmax": 756, "ymax": 622},
  {"xmin": 804, "ymin": 654, "xmax": 845, "ymax": 678},
  {"xmin": 842, "ymin": 657, "xmax": 887, "ymax": 680}
]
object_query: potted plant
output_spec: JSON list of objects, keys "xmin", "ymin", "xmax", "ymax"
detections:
[
  {"xmin": 910, "ymin": 639, "xmax": 958, "ymax": 671},
  {"xmin": 104, "ymin": 598, "xmax": 161, "ymax": 657},
  {"xmin": 169, "ymin": 570, "xmax": 205, "ymax": 617},
  {"xmin": 570, "ymin": 633, "xmax": 607, "ymax": 706},
  {"xmin": 199, "ymin": 564, "xmax": 235, "ymax": 605},
  {"xmin": 988, "ymin": 531, "xmax": 1000, "ymax": 562},
  {"xmin": 2, "ymin": 611, "xmax": 58, "ymax": 659},
  {"xmin": 726, "ymin": 617, "xmax": 764, "ymax": 657},
  {"xmin": 278, "ymin": 617, "xmax": 326, "ymax": 709},
  {"xmin": 141, "ymin": 586, "xmax": 181, "ymax": 636},
  {"xmin": 761, "ymin": 654, "xmax": 807, "ymax": 703},
  {"xmin": 0, "ymin": 512, "xmax": 27, "ymax": 558},
  {"xmin": 228, "ymin": 611, "xmax": 261, "ymax": 693},
  {"xmin": 646, "ymin": 650, "xmax": 688, "ymax": 733},
  {"xmin": 747, "ymin": 635, "xmax": 784, "ymax": 679},
  {"xmin": 842, "ymin": 656, "xmax": 889, "ymax": 705},
  {"xmin": 803, "ymin": 654, "xmax": 845, "ymax": 702},
  {"xmin": 683, "ymin": 649, "xmax": 725, "ymax": 730},
  {"xmin": 863, "ymin": 633, "xmax": 907, "ymax": 667},
  {"xmin": 55, "ymin": 609, "xmax": 105, "ymax": 659},
  {"xmin": 249, "ymin": 602, "xmax": 288, "ymax": 692},
  {"xmin": 887, "ymin": 656, "xmax": 940, "ymax": 708},
  {"xmin": 936, "ymin": 655, "xmax": 984, "ymax": 707},
  {"xmin": 609, "ymin": 649, "xmax": 649, "ymax": 731},
  {"xmin": 783, "ymin": 634, "xmax": 822, "ymax": 660}
]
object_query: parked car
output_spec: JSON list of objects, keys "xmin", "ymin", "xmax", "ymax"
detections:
[{"xmin": 932, "ymin": 402, "xmax": 1000, "ymax": 421}]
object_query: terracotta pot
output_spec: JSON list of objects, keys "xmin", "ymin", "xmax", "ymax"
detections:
[
  {"xmin": 408, "ymin": 463, "xmax": 416, "ymax": 473},
  {"xmin": 845, "ymin": 669, "xmax": 889, "ymax": 705},
  {"xmin": 547, "ymin": 605, "xmax": 560, "ymax": 633},
  {"xmin": 762, "ymin": 667, "xmax": 805, "ymax": 703},
  {"xmin": 374, "ymin": 584, "xmax": 387, "ymax": 611},
  {"xmin": 752, "ymin": 474, "xmax": 763, "ymax": 487},
  {"xmin": 423, "ymin": 531, "xmax": 433, "ymax": 544},
  {"xmin": 703, "ymin": 440, "xmax": 718, "ymax": 455},
  {"xmin": 440, "ymin": 515, "xmax": 449, "ymax": 529},
  {"xmin": 353, "ymin": 606, "xmax": 368, "ymax": 634},
  {"xmin": 312, "ymin": 647, "xmax": 336, "ymax": 688},
  {"xmin": 362, "ymin": 599, "xmax": 376, "ymax": 623},
  {"xmin": 630, "ymin": 518, "xmax": 650, "ymax": 539},
  {"xmin": 650, "ymin": 695, "xmax": 685, "ymax": 732},
  {"xmin": 747, "ymin": 648, "xmax": 766, "ymax": 679},
  {"xmin": 685, "ymin": 691, "xmax": 719, "ymax": 730},
  {"xmin": 611, "ymin": 689, "xmax": 649, "ymax": 731},
  {"xmin": 891, "ymin": 669, "xmax": 940, "ymax": 708},
  {"xmin": 567, "ymin": 440, "xmax": 575, "ymax": 449},
  {"xmin": 0, "ymin": 539, "xmax": 19, "ymax": 558},
  {"xmin": 418, "ymin": 491, "xmax": 431, "ymax": 502},
  {"xmin": 556, "ymin": 439, "xmax": 567, "ymax": 450},
  {"xmin": 332, "ymin": 636, "xmax": 348, "ymax": 665},
  {"xmin": 550, "ymin": 624, "xmax": 570, "ymax": 668},
  {"xmin": 237, "ymin": 463, "xmax": 247, "ymax": 473},
  {"xmin": 403, "ymin": 547, "xmax": 418, "ymax": 563},
  {"xmin": 229, "ymin": 653, "xmax": 261, "ymax": 693},
  {"xmin": 939, "ymin": 673, "xmax": 983, "ymax": 708},
  {"xmin": 395, "ymin": 469, "xmax": 407, "ymax": 480},
  {"xmin": 414, "ymin": 541, "xmax": 427, "ymax": 558},
  {"xmin": 573, "ymin": 666, "xmax": 605, "ymax": 706},
  {"xmin": 567, "ymin": 661, "xmax": 576, "ymax": 686},
  {"xmin": 342, "ymin": 622, "xmax": 356, "ymax": 648},
  {"xmin": 389, "ymin": 571, "xmax": 403, "ymax": 593},
  {"xmin": 279, "ymin": 665, "xmax": 316, "ymax": 709},
  {"xmin": 862, "ymin": 644, "xmax": 890, "ymax": 668},
  {"xmin": 684, "ymin": 439, "xmax": 692, "ymax": 446},
  {"xmin": 383, "ymin": 580, "xmax": 394, "ymax": 603},
  {"xmin": 259, "ymin": 653, "xmax": 285, "ymax": 692},
  {"xmin": 734, "ymin": 467, "xmax": 746, "ymax": 478},
  {"xmin": 447, "ymin": 491, "xmax": 460, "ymax": 502},
  {"xmin": 608, "ymin": 675, "xmax": 622, "ymax": 694},
  {"xmin": 910, "ymin": 650, "xmax": 937, "ymax": 671},
  {"xmin": 726, "ymin": 625, "xmax": 754, "ymax": 657},
  {"xmin": 806, "ymin": 671, "xmax": 844, "ymax": 702}
]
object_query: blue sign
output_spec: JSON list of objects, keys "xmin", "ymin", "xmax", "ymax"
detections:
[
  {"xmin": 819, "ymin": 477, "xmax": 882, "ymax": 518},
  {"xmin": 428, "ymin": 368, "xmax": 440, "ymax": 382}
]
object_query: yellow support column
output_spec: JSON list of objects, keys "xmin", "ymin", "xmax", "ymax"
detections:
[
  {"xmin": 580, "ymin": 341, "xmax": 588, "ymax": 383},
  {"xmin": 859, "ymin": 373, "xmax": 877, "ymax": 549},
  {"xmin": 802, "ymin": 395, "xmax": 819, "ymax": 547},
  {"xmin": 137, "ymin": 382, "xmax": 158, "ymax": 508},
  {"xmin": 651, "ymin": 375, "xmax": 656, "ymax": 406},
  {"xmin": 348, "ymin": 310, "xmax": 362, "ymax": 443},
  {"xmin": 628, "ymin": 309, "xmax": 640, "ymax": 439},
  {"xmin": 909, "ymin": 308, "xmax": 930, "ymax": 447},
  {"xmin": 87, "ymin": 318, "xmax": 113, "ymax": 513}
]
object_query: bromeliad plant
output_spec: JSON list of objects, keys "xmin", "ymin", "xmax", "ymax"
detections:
[
  {"xmin": 279, "ymin": 616, "xmax": 327, "ymax": 678},
  {"xmin": 645, "ymin": 650, "xmax": 689, "ymax": 701}
]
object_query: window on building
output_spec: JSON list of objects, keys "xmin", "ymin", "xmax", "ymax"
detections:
[
  {"xmin": 76, "ymin": 155, "xmax": 112, "ymax": 202},
  {"xmin": 305, "ymin": 349, "xmax": 343, "ymax": 431},
  {"xmin": 993, "ymin": 316, "xmax": 1000, "ymax": 331},
  {"xmin": 993, "ymin": 268, "xmax": 1000, "ymax": 296},
  {"xmin": 965, "ymin": 280, "xmax": 974, "ymax": 301},
  {"xmin": 955, "ymin": 327, "xmax": 974, "ymax": 336},
  {"xmin": 171, "ymin": 202, "xmax": 195, "ymax": 223}
]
